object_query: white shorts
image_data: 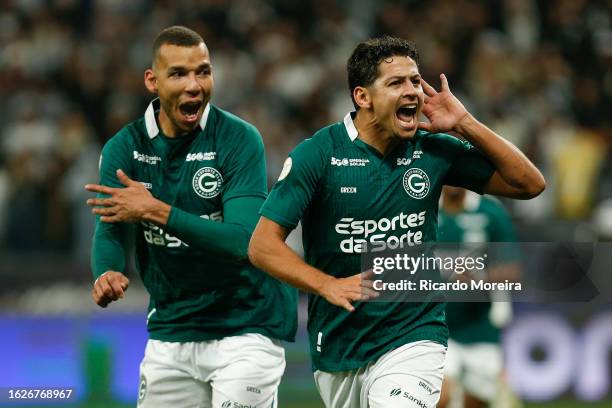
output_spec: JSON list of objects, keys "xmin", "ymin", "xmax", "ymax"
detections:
[
  {"xmin": 314, "ymin": 340, "xmax": 446, "ymax": 408},
  {"xmin": 137, "ymin": 333, "xmax": 285, "ymax": 408},
  {"xmin": 444, "ymin": 339, "xmax": 502, "ymax": 402}
]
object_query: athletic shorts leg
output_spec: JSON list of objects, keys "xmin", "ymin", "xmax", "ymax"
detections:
[
  {"xmin": 461, "ymin": 342, "xmax": 503, "ymax": 402},
  {"xmin": 314, "ymin": 341, "xmax": 445, "ymax": 408},
  {"xmin": 366, "ymin": 341, "xmax": 446, "ymax": 408},
  {"xmin": 314, "ymin": 368, "xmax": 366, "ymax": 408},
  {"xmin": 443, "ymin": 339, "xmax": 463, "ymax": 380},
  {"xmin": 207, "ymin": 334, "xmax": 285, "ymax": 408},
  {"xmin": 138, "ymin": 340, "xmax": 210, "ymax": 408}
]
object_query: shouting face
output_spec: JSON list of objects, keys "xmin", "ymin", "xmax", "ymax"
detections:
[
  {"xmin": 145, "ymin": 42, "xmax": 213, "ymax": 137},
  {"xmin": 364, "ymin": 56, "xmax": 424, "ymax": 139}
]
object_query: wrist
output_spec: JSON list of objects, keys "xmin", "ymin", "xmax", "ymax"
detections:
[
  {"xmin": 453, "ymin": 112, "xmax": 477, "ymax": 135},
  {"xmin": 314, "ymin": 274, "xmax": 335, "ymax": 297},
  {"xmin": 142, "ymin": 199, "xmax": 171, "ymax": 226}
]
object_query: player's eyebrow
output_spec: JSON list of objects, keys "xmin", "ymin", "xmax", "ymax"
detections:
[
  {"xmin": 167, "ymin": 62, "xmax": 211, "ymax": 73},
  {"xmin": 385, "ymin": 75, "xmax": 406, "ymax": 83}
]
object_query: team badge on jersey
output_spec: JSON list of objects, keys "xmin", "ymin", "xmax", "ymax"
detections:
[
  {"xmin": 402, "ymin": 168, "xmax": 430, "ymax": 199},
  {"xmin": 193, "ymin": 167, "xmax": 223, "ymax": 198}
]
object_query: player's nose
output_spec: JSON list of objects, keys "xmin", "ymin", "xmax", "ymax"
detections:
[
  {"xmin": 402, "ymin": 81, "xmax": 418, "ymax": 98},
  {"xmin": 184, "ymin": 72, "xmax": 201, "ymax": 94}
]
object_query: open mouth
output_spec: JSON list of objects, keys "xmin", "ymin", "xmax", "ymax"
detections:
[
  {"xmin": 396, "ymin": 104, "xmax": 418, "ymax": 128},
  {"xmin": 178, "ymin": 100, "xmax": 202, "ymax": 124}
]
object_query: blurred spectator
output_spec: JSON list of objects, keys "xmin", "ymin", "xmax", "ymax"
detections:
[{"xmin": 0, "ymin": 0, "xmax": 610, "ymax": 262}]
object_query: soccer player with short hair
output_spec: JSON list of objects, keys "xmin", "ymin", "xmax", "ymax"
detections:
[
  {"xmin": 437, "ymin": 186, "xmax": 521, "ymax": 408},
  {"xmin": 248, "ymin": 36, "xmax": 544, "ymax": 408},
  {"xmin": 86, "ymin": 26, "xmax": 296, "ymax": 408}
]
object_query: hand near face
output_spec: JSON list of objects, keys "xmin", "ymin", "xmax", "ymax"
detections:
[
  {"xmin": 418, "ymin": 74, "xmax": 470, "ymax": 133},
  {"xmin": 85, "ymin": 169, "xmax": 156, "ymax": 223}
]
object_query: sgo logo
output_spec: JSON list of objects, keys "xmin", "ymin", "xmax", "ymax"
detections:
[
  {"xmin": 193, "ymin": 167, "xmax": 223, "ymax": 198},
  {"xmin": 403, "ymin": 168, "xmax": 430, "ymax": 199}
]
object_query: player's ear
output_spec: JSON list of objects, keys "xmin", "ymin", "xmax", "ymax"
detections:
[
  {"xmin": 144, "ymin": 68, "xmax": 158, "ymax": 94},
  {"xmin": 353, "ymin": 86, "xmax": 371, "ymax": 109}
]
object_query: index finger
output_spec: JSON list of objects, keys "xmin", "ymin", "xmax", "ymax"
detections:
[
  {"xmin": 85, "ymin": 184, "xmax": 116, "ymax": 195},
  {"xmin": 440, "ymin": 73, "xmax": 450, "ymax": 92},
  {"xmin": 421, "ymin": 78, "xmax": 438, "ymax": 97},
  {"xmin": 361, "ymin": 269, "xmax": 375, "ymax": 280}
]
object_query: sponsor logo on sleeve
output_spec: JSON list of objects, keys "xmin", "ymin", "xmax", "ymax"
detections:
[
  {"xmin": 133, "ymin": 151, "xmax": 161, "ymax": 165},
  {"xmin": 402, "ymin": 168, "xmax": 430, "ymax": 199},
  {"xmin": 278, "ymin": 157, "xmax": 292, "ymax": 181},
  {"xmin": 193, "ymin": 167, "xmax": 223, "ymax": 198}
]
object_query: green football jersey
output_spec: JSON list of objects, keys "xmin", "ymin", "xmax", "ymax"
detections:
[
  {"xmin": 261, "ymin": 112, "xmax": 495, "ymax": 372},
  {"xmin": 438, "ymin": 192, "xmax": 519, "ymax": 344},
  {"xmin": 94, "ymin": 99, "xmax": 297, "ymax": 342}
]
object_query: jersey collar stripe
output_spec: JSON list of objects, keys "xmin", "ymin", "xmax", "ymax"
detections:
[
  {"xmin": 144, "ymin": 98, "xmax": 211, "ymax": 139},
  {"xmin": 343, "ymin": 111, "xmax": 359, "ymax": 142},
  {"xmin": 464, "ymin": 190, "xmax": 482, "ymax": 211}
]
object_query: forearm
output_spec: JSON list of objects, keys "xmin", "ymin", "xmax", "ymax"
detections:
[
  {"xmin": 165, "ymin": 207, "xmax": 251, "ymax": 261},
  {"xmin": 91, "ymin": 221, "xmax": 130, "ymax": 279},
  {"xmin": 249, "ymin": 234, "xmax": 331, "ymax": 295},
  {"xmin": 455, "ymin": 115, "xmax": 544, "ymax": 194}
]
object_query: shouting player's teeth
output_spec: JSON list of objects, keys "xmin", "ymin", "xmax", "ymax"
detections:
[
  {"xmin": 179, "ymin": 102, "xmax": 201, "ymax": 123},
  {"xmin": 397, "ymin": 104, "xmax": 417, "ymax": 128}
]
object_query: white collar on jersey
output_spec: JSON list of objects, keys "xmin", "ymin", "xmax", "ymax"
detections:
[
  {"xmin": 144, "ymin": 98, "xmax": 211, "ymax": 139},
  {"xmin": 464, "ymin": 190, "xmax": 482, "ymax": 211},
  {"xmin": 343, "ymin": 111, "xmax": 359, "ymax": 142}
]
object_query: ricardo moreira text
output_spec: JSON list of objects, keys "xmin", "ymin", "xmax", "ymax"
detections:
[{"xmin": 369, "ymin": 254, "xmax": 523, "ymax": 293}]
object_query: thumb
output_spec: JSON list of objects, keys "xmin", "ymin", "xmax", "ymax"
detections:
[
  {"xmin": 340, "ymin": 299, "xmax": 355, "ymax": 312},
  {"xmin": 418, "ymin": 121, "xmax": 433, "ymax": 132}
]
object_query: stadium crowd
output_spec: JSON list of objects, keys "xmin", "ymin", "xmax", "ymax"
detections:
[{"xmin": 0, "ymin": 0, "xmax": 610, "ymax": 262}]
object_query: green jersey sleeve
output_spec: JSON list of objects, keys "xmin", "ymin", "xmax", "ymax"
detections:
[
  {"xmin": 90, "ymin": 134, "xmax": 133, "ymax": 280},
  {"xmin": 166, "ymin": 195, "xmax": 264, "ymax": 262},
  {"xmin": 488, "ymin": 198, "xmax": 521, "ymax": 264},
  {"xmin": 221, "ymin": 125, "xmax": 267, "ymax": 202},
  {"xmin": 260, "ymin": 138, "xmax": 327, "ymax": 230},
  {"xmin": 444, "ymin": 138, "xmax": 495, "ymax": 194}
]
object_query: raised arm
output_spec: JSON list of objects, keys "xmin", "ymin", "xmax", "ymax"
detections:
[{"xmin": 419, "ymin": 74, "xmax": 545, "ymax": 199}]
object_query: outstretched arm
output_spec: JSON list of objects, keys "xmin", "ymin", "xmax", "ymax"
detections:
[
  {"xmin": 86, "ymin": 169, "xmax": 260, "ymax": 262},
  {"xmin": 419, "ymin": 74, "xmax": 545, "ymax": 199},
  {"xmin": 248, "ymin": 217, "xmax": 376, "ymax": 312}
]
